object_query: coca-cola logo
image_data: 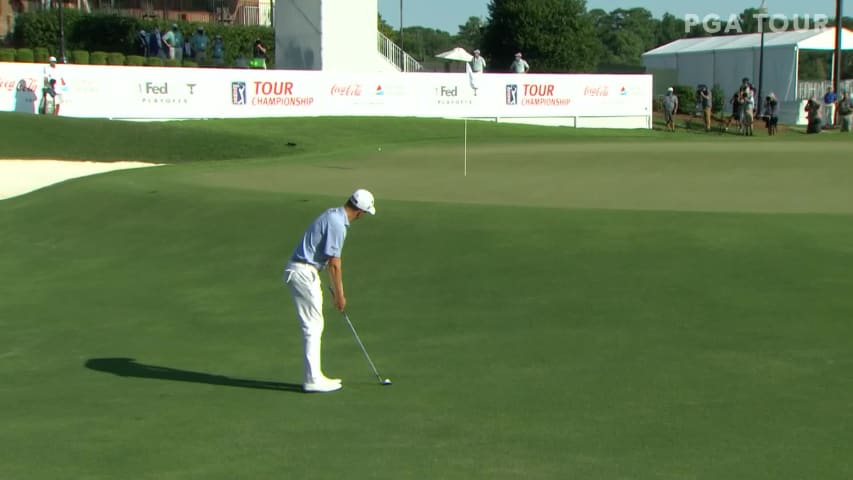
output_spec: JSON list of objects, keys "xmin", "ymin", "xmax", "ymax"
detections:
[
  {"xmin": 330, "ymin": 84, "xmax": 363, "ymax": 96},
  {"xmin": 584, "ymin": 85, "xmax": 610, "ymax": 96},
  {"xmin": 1, "ymin": 78, "xmax": 39, "ymax": 92}
]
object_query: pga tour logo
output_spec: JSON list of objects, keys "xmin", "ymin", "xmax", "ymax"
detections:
[
  {"xmin": 506, "ymin": 84, "xmax": 518, "ymax": 105},
  {"xmin": 685, "ymin": 13, "xmax": 830, "ymax": 34},
  {"xmin": 232, "ymin": 81, "xmax": 247, "ymax": 105}
]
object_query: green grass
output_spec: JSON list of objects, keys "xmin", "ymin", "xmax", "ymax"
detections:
[{"xmin": 1, "ymin": 113, "xmax": 852, "ymax": 479}]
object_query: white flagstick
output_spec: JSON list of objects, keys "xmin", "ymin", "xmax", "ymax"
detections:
[{"xmin": 464, "ymin": 118, "xmax": 468, "ymax": 177}]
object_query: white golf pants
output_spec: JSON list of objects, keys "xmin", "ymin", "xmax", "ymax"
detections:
[{"xmin": 284, "ymin": 261, "xmax": 326, "ymax": 384}]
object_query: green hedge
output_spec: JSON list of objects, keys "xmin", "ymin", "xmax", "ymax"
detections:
[
  {"xmin": 90, "ymin": 51, "xmax": 108, "ymax": 65},
  {"xmin": 711, "ymin": 84, "xmax": 725, "ymax": 114},
  {"xmin": 125, "ymin": 55, "xmax": 145, "ymax": 66},
  {"xmin": 107, "ymin": 52, "xmax": 125, "ymax": 65},
  {"xmin": 0, "ymin": 47, "xmax": 243, "ymax": 68},
  {"xmin": 12, "ymin": 10, "xmax": 275, "ymax": 68},
  {"xmin": 16, "ymin": 48, "xmax": 34, "ymax": 62},
  {"xmin": 71, "ymin": 49, "xmax": 90, "ymax": 64},
  {"xmin": 674, "ymin": 84, "xmax": 726, "ymax": 115},
  {"xmin": 33, "ymin": 47, "xmax": 50, "ymax": 63}
]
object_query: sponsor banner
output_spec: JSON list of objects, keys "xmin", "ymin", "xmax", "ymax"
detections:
[{"xmin": 0, "ymin": 62, "xmax": 651, "ymax": 127}]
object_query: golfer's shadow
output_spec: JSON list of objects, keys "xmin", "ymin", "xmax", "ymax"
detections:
[{"xmin": 85, "ymin": 357, "xmax": 303, "ymax": 392}]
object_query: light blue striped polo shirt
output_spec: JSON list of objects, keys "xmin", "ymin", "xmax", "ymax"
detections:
[{"xmin": 290, "ymin": 207, "xmax": 349, "ymax": 270}]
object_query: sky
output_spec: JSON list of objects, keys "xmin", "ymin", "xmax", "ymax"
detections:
[{"xmin": 378, "ymin": 0, "xmax": 843, "ymax": 35}]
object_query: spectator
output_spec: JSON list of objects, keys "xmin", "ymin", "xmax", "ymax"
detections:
[
  {"xmin": 805, "ymin": 96, "xmax": 822, "ymax": 134},
  {"xmin": 251, "ymin": 39, "xmax": 267, "ymax": 69},
  {"xmin": 822, "ymin": 87, "xmax": 837, "ymax": 128},
  {"xmin": 173, "ymin": 25, "xmax": 184, "ymax": 62},
  {"xmin": 148, "ymin": 27, "xmax": 161, "ymax": 59},
  {"xmin": 698, "ymin": 85, "xmax": 712, "ymax": 132},
  {"xmin": 661, "ymin": 87, "xmax": 679, "ymax": 132},
  {"xmin": 191, "ymin": 26, "xmax": 209, "ymax": 63},
  {"xmin": 723, "ymin": 91, "xmax": 744, "ymax": 133},
  {"xmin": 742, "ymin": 86, "xmax": 755, "ymax": 136},
  {"xmin": 470, "ymin": 49, "xmax": 486, "ymax": 73},
  {"xmin": 183, "ymin": 33, "xmax": 193, "ymax": 60},
  {"xmin": 741, "ymin": 77, "xmax": 756, "ymax": 98},
  {"xmin": 211, "ymin": 35, "xmax": 225, "ymax": 66},
  {"xmin": 42, "ymin": 56, "xmax": 62, "ymax": 116},
  {"xmin": 510, "ymin": 52, "xmax": 529, "ymax": 73},
  {"xmin": 763, "ymin": 93, "xmax": 779, "ymax": 136},
  {"xmin": 137, "ymin": 29, "xmax": 149, "ymax": 58},
  {"xmin": 837, "ymin": 90, "xmax": 852, "ymax": 132},
  {"xmin": 162, "ymin": 24, "xmax": 178, "ymax": 60}
]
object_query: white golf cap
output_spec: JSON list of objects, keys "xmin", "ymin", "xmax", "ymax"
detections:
[
  {"xmin": 48, "ymin": 56, "xmax": 57, "ymax": 62},
  {"xmin": 667, "ymin": 87, "xmax": 673, "ymax": 92},
  {"xmin": 349, "ymin": 189, "xmax": 376, "ymax": 215}
]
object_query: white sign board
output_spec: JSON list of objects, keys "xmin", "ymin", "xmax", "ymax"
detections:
[{"xmin": 0, "ymin": 63, "xmax": 652, "ymax": 128}]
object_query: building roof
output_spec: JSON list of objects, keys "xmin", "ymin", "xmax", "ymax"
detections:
[{"xmin": 643, "ymin": 27, "xmax": 853, "ymax": 57}]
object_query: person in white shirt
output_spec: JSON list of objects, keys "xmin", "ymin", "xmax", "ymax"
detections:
[
  {"xmin": 42, "ymin": 56, "xmax": 62, "ymax": 116},
  {"xmin": 470, "ymin": 49, "xmax": 486, "ymax": 73},
  {"xmin": 510, "ymin": 52, "xmax": 529, "ymax": 73}
]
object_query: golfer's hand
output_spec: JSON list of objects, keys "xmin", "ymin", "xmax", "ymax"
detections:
[{"xmin": 334, "ymin": 293, "xmax": 346, "ymax": 312}]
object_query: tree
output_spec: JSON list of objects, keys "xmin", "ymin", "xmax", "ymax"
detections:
[
  {"xmin": 482, "ymin": 0, "xmax": 600, "ymax": 73},
  {"xmin": 455, "ymin": 16, "xmax": 485, "ymax": 52},
  {"xmin": 591, "ymin": 7, "xmax": 657, "ymax": 66},
  {"xmin": 399, "ymin": 26, "xmax": 455, "ymax": 62},
  {"xmin": 738, "ymin": 8, "xmax": 761, "ymax": 34},
  {"xmin": 378, "ymin": 13, "xmax": 395, "ymax": 39},
  {"xmin": 657, "ymin": 13, "xmax": 687, "ymax": 46}
]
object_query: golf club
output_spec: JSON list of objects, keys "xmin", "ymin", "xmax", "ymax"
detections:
[{"xmin": 327, "ymin": 285, "xmax": 392, "ymax": 386}]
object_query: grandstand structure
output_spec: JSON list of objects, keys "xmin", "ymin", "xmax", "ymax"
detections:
[
  {"xmin": 4, "ymin": 0, "xmax": 419, "ymax": 72},
  {"xmin": 274, "ymin": 0, "xmax": 420, "ymax": 72}
]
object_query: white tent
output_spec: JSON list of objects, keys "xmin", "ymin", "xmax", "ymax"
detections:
[
  {"xmin": 642, "ymin": 27, "xmax": 853, "ymax": 123},
  {"xmin": 435, "ymin": 47, "xmax": 474, "ymax": 62}
]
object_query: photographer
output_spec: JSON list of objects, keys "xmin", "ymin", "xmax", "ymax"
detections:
[
  {"xmin": 724, "ymin": 91, "xmax": 744, "ymax": 133},
  {"xmin": 763, "ymin": 93, "xmax": 779, "ymax": 136},
  {"xmin": 805, "ymin": 96, "xmax": 822, "ymax": 134},
  {"xmin": 697, "ymin": 85, "xmax": 712, "ymax": 132},
  {"xmin": 837, "ymin": 90, "xmax": 852, "ymax": 132},
  {"xmin": 250, "ymin": 39, "xmax": 268, "ymax": 69}
]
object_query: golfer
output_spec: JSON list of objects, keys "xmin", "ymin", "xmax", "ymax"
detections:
[{"xmin": 284, "ymin": 189, "xmax": 376, "ymax": 393}]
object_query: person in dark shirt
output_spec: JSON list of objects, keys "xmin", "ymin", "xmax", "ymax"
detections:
[{"xmin": 763, "ymin": 93, "xmax": 779, "ymax": 135}]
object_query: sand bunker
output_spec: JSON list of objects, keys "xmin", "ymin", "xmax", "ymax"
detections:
[{"xmin": 0, "ymin": 160, "xmax": 162, "ymax": 200}]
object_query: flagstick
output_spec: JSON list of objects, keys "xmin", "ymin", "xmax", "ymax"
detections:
[{"xmin": 464, "ymin": 118, "xmax": 468, "ymax": 177}]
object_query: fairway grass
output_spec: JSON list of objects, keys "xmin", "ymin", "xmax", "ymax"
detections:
[{"xmin": 1, "ymin": 114, "xmax": 852, "ymax": 479}]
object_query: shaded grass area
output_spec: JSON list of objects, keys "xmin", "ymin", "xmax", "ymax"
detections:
[{"xmin": 2, "ymin": 111, "xmax": 846, "ymax": 164}]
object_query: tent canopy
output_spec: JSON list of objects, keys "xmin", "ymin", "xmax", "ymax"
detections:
[
  {"xmin": 435, "ymin": 47, "xmax": 473, "ymax": 62},
  {"xmin": 642, "ymin": 27, "xmax": 853, "ymax": 107},
  {"xmin": 644, "ymin": 27, "xmax": 853, "ymax": 57}
]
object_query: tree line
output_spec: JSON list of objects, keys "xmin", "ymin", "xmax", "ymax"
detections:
[{"xmin": 384, "ymin": 0, "xmax": 853, "ymax": 78}]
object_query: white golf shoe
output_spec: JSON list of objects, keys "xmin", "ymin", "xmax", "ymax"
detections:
[{"xmin": 303, "ymin": 377, "xmax": 342, "ymax": 393}]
